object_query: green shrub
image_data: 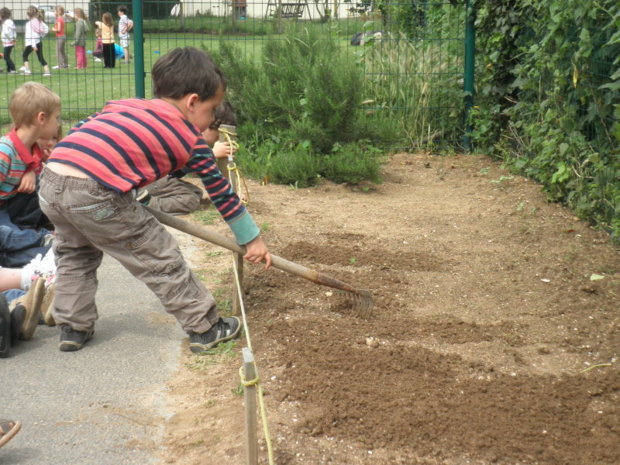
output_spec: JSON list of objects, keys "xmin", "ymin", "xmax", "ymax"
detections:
[
  {"xmin": 269, "ymin": 143, "xmax": 322, "ymax": 187},
  {"xmin": 212, "ymin": 26, "xmax": 401, "ymax": 186},
  {"xmin": 322, "ymin": 141, "xmax": 384, "ymax": 184}
]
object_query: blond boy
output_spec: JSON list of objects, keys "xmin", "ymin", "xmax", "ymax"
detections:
[{"xmin": 0, "ymin": 82, "xmax": 60, "ymax": 268}]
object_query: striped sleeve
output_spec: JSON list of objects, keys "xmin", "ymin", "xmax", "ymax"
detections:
[
  {"xmin": 68, "ymin": 111, "xmax": 102, "ymax": 135},
  {"xmin": 0, "ymin": 146, "xmax": 11, "ymax": 185},
  {"xmin": 185, "ymin": 143, "xmax": 260, "ymax": 245}
]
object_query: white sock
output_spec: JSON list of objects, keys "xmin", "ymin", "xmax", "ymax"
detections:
[{"xmin": 20, "ymin": 262, "xmax": 35, "ymax": 290}]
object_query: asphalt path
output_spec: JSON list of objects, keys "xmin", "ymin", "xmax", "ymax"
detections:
[{"xmin": 1, "ymin": 252, "xmax": 187, "ymax": 465}]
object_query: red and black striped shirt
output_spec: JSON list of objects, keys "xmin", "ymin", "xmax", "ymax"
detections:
[{"xmin": 49, "ymin": 98, "xmax": 259, "ymax": 244}]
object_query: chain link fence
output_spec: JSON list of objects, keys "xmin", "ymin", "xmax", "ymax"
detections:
[{"xmin": 0, "ymin": 1, "xmax": 470, "ymax": 148}]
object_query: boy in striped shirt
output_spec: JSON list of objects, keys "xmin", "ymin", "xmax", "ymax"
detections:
[
  {"xmin": 0, "ymin": 82, "xmax": 59, "ymax": 268},
  {"xmin": 39, "ymin": 47, "xmax": 271, "ymax": 353}
]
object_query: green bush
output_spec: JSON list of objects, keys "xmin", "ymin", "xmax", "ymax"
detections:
[
  {"xmin": 322, "ymin": 141, "xmax": 384, "ymax": 184},
  {"xmin": 212, "ymin": 26, "xmax": 399, "ymax": 185}
]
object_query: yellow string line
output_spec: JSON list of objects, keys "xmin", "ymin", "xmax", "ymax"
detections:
[
  {"xmin": 220, "ymin": 128, "xmax": 250, "ymax": 204},
  {"xmin": 232, "ymin": 257, "xmax": 275, "ymax": 465}
]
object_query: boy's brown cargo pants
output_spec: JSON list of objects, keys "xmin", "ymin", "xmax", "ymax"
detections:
[{"xmin": 39, "ymin": 167, "xmax": 219, "ymax": 334}]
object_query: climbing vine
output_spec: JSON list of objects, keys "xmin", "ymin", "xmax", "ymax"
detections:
[{"xmin": 473, "ymin": 0, "xmax": 620, "ymax": 240}]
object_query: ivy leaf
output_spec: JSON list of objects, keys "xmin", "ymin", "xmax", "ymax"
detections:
[{"xmin": 599, "ymin": 81, "xmax": 620, "ymax": 91}]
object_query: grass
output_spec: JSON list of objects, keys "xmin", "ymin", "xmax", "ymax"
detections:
[
  {"xmin": 0, "ymin": 30, "xmax": 269, "ymax": 130},
  {"xmin": 185, "ymin": 339, "xmax": 238, "ymax": 368},
  {"xmin": 191, "ymin": 208, "xmax": 220, "ymax": 225},
  {"xmin": 0, "ymin": 17, "xmax": 363, "ymax": 130},
  {"xmin": 0, "ymin": 16, "xmax": 466, "ymax": 152}
]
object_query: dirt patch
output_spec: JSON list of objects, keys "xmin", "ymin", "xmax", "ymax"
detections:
[{"xmin": 157, "ymin": 153, "xmax": 620, "ymax": 465}]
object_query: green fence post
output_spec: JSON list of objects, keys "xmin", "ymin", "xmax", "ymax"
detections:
[
  {"xmin": 132, "ymin": 0, "xmax": 145, "ymax": 98},
  {"xmin": 463, "ymin": 0, "xmax": 475, "ymax": 152}
]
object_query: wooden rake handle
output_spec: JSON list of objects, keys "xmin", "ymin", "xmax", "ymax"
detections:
[{"xmin": 145, "ymin": 206, "xmax": 369, "ymax": 297}]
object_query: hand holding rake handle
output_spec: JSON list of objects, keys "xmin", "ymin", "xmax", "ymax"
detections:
[{"xmin": 145, "ymin": 206, "xmax": 374, "ymax": 314}]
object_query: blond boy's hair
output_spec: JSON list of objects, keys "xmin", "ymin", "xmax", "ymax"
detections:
[{"xmin": 9, "ymin": 82, "xmax": 61, "ymax": 128}]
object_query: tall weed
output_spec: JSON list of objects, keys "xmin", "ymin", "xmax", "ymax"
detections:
[{"xmin": 358, "ymin": 30, "xmax": 463, "ymax": 149}]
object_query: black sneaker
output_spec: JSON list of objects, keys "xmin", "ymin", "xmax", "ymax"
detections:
[
  {"xmin": 59, "ymin": 325, "xmax": 93, "ymax": 352},
  {"xmin": 188, "ymin": 317, "xmax": 241, "ymax": 353},
  {"xmin": 0, "ymin": 295, "xmax": 10, "ymax": 358}
]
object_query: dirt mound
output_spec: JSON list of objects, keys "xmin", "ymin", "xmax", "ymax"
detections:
[{"xmin": 161, "ymin": 153, "xmax": 620, "ymax": 465}]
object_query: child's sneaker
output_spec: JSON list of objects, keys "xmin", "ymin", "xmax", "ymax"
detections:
[
  {"xmin": 94, "ymin": 57, "xmax": 102, "ymax": 62},
  {"xmin": 188, "ymin": 317, "xmax": 241, "ymax": 353},
  {"xmin": 21, "ymin": 70, "xmax": 32, "ymax": 75},
  {"xmin": 40, "ymin": 284, "xmax": 56, "ymax": 326},
  {"xmin": 18, "ymin": 66, "xmax": 25, "ymax": 72},
  {"xmin": 52, "ymin": 65, "xmax": 60, "ymax": 69},
  {"xmin": 12, "ymin": 278, "xmax": 45, "ymax": 341},
  {"xmin": 59, "ymin": 324, "xmax": 93, "ymax": 352}
]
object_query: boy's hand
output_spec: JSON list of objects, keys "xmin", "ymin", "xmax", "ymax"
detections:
[
  {"xmin": 244, "ymin": 236, "xmax": 271, "ymax": 270},
  {"xmin": 213, "ymin": 141, "xmax": 237, "ymax": 159},
  {"xmin": 17, "ymin": 171, "xmax": 36, "ymax": 193}
]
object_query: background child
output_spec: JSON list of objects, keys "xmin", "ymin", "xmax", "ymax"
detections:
[
  {"xmin": 92, "ymin": 27, "xmax": 103, "ymax": 62},
  {"xmin": 117, "ymin": 5, "xmax": 132, "ymax": 65},
  {"xmin": 21, "ymin": 6, "xmax": 50, "ymax": 76},
  {"xmin": 139, "ymin": 100, "xmax": 239, "ymax": 215},
  {"xmin": 0, "ymin": 82, "xmax": 60, "ymax": 267},
  {"xmin": 95, "ymin": 12, "xmax": 115, "ymax": 68},
  {"xmin": 72, "ymin": 8, "xmax": 88, "ymax": 69},
  {"xmin": 0, "ymin": 8, "xmax": 16, "ymax": 73},
  {"xmin": 51, "ymin": 5, "xmax": 67, "ymax": 69},
  {"xmin": 39, "ymin": 47, "xmax": 271, "ymax": 353}
]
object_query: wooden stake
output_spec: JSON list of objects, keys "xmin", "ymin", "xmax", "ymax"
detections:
[{"xmin": 243, "ymin": 347, "xmax": 258, "ymax": 465}]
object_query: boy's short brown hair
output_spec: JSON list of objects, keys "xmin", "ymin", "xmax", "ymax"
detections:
[
  {"xmin": 152, "ymin": 47, "xmax": 226, "ymax": 102},
  {"xmin": 9, "ymin": 82, "xmax": 61, "ymax": 128}
]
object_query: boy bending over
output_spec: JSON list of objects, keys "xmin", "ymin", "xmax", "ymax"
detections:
[
  {"xmin": 138, "ymin": 100, "xmax": 239, "ymax": 215},
  {"xmin": 39, "ymin": 47, "xmax": 271, "ymax": 353}
]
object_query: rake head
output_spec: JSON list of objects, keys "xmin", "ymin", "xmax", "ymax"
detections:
[{"xmin": 340, "ymin": 289, "xmax": 374, "ymax": 318}]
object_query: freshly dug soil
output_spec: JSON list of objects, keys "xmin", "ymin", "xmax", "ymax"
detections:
[{"xmin": 158, "ymin": 153, "xmax": 619, "ymax": 465}]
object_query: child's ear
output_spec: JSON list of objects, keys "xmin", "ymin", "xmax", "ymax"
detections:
[
  {"xmin": 186, "ymin": 93, "xmax": 200, "ymax": 110},
  {"xmin": 35, "ymin": 111, "xmax": 47, "ymax": 126}
]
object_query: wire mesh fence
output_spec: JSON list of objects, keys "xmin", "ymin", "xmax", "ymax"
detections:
[{"xmin": 0, "ymin": 1, "xmax": 469, "ymax": 148}]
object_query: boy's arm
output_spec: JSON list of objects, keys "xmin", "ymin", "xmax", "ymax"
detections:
[
  {"xmin": 17, "ymin": 170, "xmax": 36, "ymax": 193},
  {"xmin": 66, "ymin": 111, "xmax": 102, "ymax": 134},
  {"xmin": 185, "ymin": 145, "xmax": 259, "ymax": 245}
]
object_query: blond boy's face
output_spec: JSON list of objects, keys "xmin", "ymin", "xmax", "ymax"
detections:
[
  {"xmin": 40, "ymin": 109, "xmax": 61, "ymax": 140},
  {"xmin": 202, "ymin": 127, "xmax": 219, "ymax": 146},
  {"xmin": 187, "ymin": 85, "xmax": 225, "ymax": 133}
]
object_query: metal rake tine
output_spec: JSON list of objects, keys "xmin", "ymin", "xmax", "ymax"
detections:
[{"xmin": 341, "ymin": 289, "xmax": 374, "ymax": 318}]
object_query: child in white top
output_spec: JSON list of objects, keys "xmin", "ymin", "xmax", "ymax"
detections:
[
  {"xmin": 0, "ymin": 8, "xmax": 16, "ymax": 73},
  {"xmin": 22, "ymin": 6, "xmax": 50, "ymax": 76},
  {"xmin": 117, "ymin": 5, "xmax": 133, "ymax": 64}
]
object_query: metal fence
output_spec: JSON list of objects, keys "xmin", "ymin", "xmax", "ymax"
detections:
[{"xmin": 0, "ymin": 0, "xmax": 471, "ymax": 147}]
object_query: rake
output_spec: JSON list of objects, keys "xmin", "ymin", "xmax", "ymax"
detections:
[{"xmin": 145, "ymin": 206, "xmax": 374, "ymax": 315}]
